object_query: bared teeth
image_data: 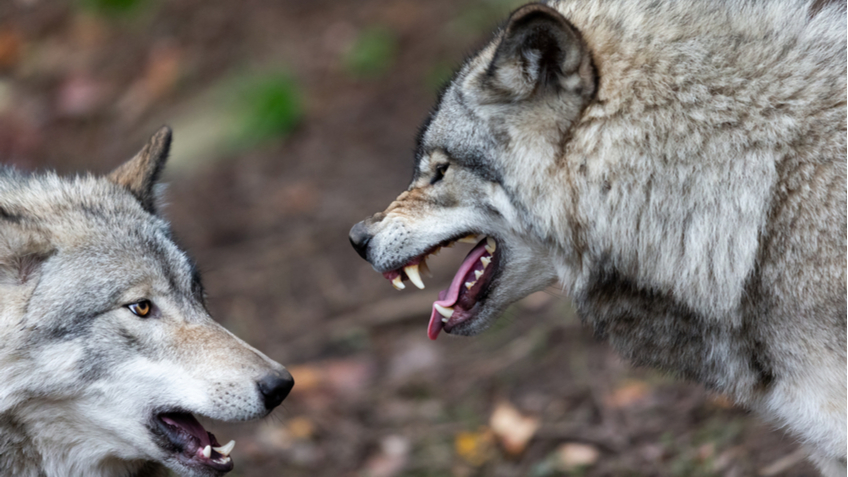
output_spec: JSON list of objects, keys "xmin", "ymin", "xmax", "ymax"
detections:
[
  {"xmin": 434, "ymin": 303, "xmax": 454, "ymax": 322},
  {"xmin": 474, "ymin": 270, "xmax": 483, "ymax": 280},
  {"xmin": 405, "ymin": 264, "xmax": 425, "ymax": 289},
  {"xmin": 485, "ymin": 237, "xmax": 496, "ymax": 254},
  {"xmin": 458, "ymin": 234, "xmax": 480, "ymax": 244},
  {"xmin": 202, "ymin": 445, "xmax": 212, "ymax": 459},
  {"xmin": 481, "ymin": 256, "xmax": 491, "ymax": 267},
  {"xmin": 392, "ymin": 275, "xmax": 405, "ymax": 290},
  {"xmin": 212, "ymin": 440, "xmax": 236, "ymax": 457},
  {"xmin": 465, "ymin": 281, "xmax": 476, "ymax": 290}
]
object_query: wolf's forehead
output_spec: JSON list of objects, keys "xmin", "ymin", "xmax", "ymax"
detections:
[{"xmin": 416, "ymin": 79, "xmax": 503, "ymax": 183}]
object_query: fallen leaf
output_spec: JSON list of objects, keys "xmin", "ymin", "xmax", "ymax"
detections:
[
  {"xmin": 489, "ymin": 401, "xmax": 540, "ymax": 456},
  {"xmin": 554, "ymin": 443, "xmax": 600, "ymax": 470},
  {"xmin": 454, "ymin": 427, "xmax": 494, "ymax": 467},
  {"xmin": 707, "ymin": 393, "xmax": 735, "ymax": 410},
  {"xmin": 605, "ymin": 380, "xmax": 651, "ymax": 409},
  {"xmin": 287, "ymin": 416, "xmax": 316, "ymax": 440},
  {"xmin": 286, "ymin": 358, "xmax": 375, "ymax": 397},
  {"xmin": 0, "ymin": 28, "xmax": 22, "ymax": 70}
]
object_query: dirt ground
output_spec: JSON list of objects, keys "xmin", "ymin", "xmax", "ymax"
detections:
[{"xmin": 0, "ymin": 1, "xmax": 817, "ymax": 476}]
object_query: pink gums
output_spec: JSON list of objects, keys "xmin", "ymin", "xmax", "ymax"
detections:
[{"xmin": 427, "ymin": 241, "xmax": 490, "ymax": 340}]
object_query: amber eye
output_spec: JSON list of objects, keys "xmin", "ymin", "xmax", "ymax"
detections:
[
  {"xmin": 127, "ymin": 300, "xmax": 152, "ymax": 318},
  {"xmin": 431, "ymin": 163, "xmax": 449, "ymax": 184}
]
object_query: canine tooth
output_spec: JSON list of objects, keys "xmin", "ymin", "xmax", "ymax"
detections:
[
  {"xmin": 202, "ymin": 445, "xmax": 211, "ymax": 459},
  {"xmin": 458, "ymin": 234, "xmax": 478, "ymax": 244},
  {"xmin": 434, "ymin": 303, "xmax": 454, "ymax": 319},
  {"xmin": 485, "ymin": 237, "xmax": 497, "ymax": 254},
  {"xmin": 474, "ymin": 270, "xmax": 483, "ymax": 280},
  {"xmin": 213, "ymin": 440, "xmax": 236, "ymax": 457},
  {"xmin": 465, "ymin": 281, "xmax": 476, "ymax": 290},
  {"xmin": 405, "ymin": 264, "xmax": 425, "ymax": 289},
  {"xmin": 392, "ymin": 275, "xmax": 405, "ymax": 290},
  {"xmin": 481, "ymin": 256, "xmax": 491, "ymax": 267}
]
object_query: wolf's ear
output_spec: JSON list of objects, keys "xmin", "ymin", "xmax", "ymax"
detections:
[
  {"xmin": 485, "ymin": 4, "xmax": 595, "ymax": 101},
  {"xmin": 108, "ymin": 126, "xmax": 172, "ymax": 214}
]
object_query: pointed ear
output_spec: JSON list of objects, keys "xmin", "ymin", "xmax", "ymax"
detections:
[
  {"xmin": 485, "ymin": 4, "xmax": 595, "ymax": 101},
  {"xmin": 108, "ymin": 126, "xmax": 172, "ymax": 214}
]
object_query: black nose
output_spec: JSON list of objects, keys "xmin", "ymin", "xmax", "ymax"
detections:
[
  {"xmin": 257, "ymin": 370, "xmax": 294, "ymax": 411},
  {"xmin": 349, "ymin": 221, "xmax": 372, "ymax": 260}
]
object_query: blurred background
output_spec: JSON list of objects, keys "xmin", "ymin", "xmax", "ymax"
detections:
[{"xmin": 0, "ymin": 0, "xmax": 814, "ymax": 475}]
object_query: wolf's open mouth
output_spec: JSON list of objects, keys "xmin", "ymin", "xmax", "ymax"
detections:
[
  {"xmin": 153, "ymin": 411, "xmax": 236, "ymax": 473},
  {"xmin": 382, "ymin": 235, "xmax": 499, "ymax": 340}
]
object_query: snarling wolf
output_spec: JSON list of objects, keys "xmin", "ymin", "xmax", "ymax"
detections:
[
  {"xmin": 0, "ymin": 127, "xmax": 294, "ymax": 477},
  {"xmin": 350, "ymin": 0, "xmax": 846, "ymax": 474}
]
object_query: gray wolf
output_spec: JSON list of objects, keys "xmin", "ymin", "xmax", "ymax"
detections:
[
  {"xmin": 0, "ymin": 127, "xmax": 294, "ymax": 477},
  {"xmin": 349, "ymin": 0, "xmax": 846, "ymax": 474}
]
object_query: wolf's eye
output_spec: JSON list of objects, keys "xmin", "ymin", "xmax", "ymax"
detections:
[
  {"xmin": 431, "ymin": 163, "xmax": 449, "ymax": 184},
  {"xmin": 127, "ymin": 300, "xmax": 152, "ymax": 318}
]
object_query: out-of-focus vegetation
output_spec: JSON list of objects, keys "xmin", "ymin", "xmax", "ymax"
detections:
[
  {"xmin": 79, "ymin": 0, "xmax": 148, "ymax": 15},
  {"xmin": 343, "ymin": 26, "xmax": 398, "ymax": 79},
  {"xmin": 233, "ymin": 72, "xmax": 302, "ymax": 147}
]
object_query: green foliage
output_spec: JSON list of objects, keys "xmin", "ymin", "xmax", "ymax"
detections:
[
  {"xmin": 233, "ymin": 72, "xmax": 303, "ymax": 146},
  {"xmin": 344, "ymin": 26, "xmax": 398, "ymax": 79},
  {"xmin": 79, "ymin": 0, "xmax": 147, "ymax": 15}
]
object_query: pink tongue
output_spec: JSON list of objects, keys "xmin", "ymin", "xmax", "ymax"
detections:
[
  {"xmin": 162, "ymin": 414, "xmax": 211, "ymax": 448},
  {"xmin": 427, "ymin": 241, "xmax": 489, "ymax": 340}
]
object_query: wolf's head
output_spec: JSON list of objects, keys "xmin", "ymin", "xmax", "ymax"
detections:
[
  {"xmin": 350, "ymin": 4, "xmax": 596, "ymax": 339},
  {"xmin": 0, "ymin": 128, "xmax": 293, "ymax": 477}
]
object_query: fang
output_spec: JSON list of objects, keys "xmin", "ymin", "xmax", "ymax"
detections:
[
  {"xmin": 212, "ymin": 440, "xmax": 236, "ymax": 457},
  {"xmin": 434, "ymin": 303, "xmax": 454, "ymax": 319},
  {"xmin": 485, "ymin": 237, "xmax": 497, "ymax": 254},
  {"xmin": 405, "ymin": 264, "xmax": 426, "ymax": 289}
]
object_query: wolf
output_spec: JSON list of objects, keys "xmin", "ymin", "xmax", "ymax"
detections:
[
  {"xmin": 0, "ymin": 127, "xmax": 294, "ymax": 477},
  {"xmin": 349, "ymin": 0, "xmax": 846, "ymax": 474}
]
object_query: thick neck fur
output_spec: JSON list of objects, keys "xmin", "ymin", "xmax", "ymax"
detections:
[
  {"xmin": 0, "ymin": 401, "xmax": 167, "ymax": 477},
  {"xmin": 524, "ymin": 0, "xmax": 846, "ymax": 315}
]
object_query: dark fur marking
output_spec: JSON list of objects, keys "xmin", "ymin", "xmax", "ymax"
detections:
[
  {"xmin": 0, "ymin": 206, "xmax": 22, "ymax": 223},
  {"xmin": 577, "ymin": 263, "xmax": 775, "ymax": 392},
  {"xmin": 809, "ymin": 0, "xmax": 843, "ymax": 18}
]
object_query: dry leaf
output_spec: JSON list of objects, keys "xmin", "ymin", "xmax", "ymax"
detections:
[
  {"xmin": 287, "ymin": 416, "xmax": 316, "ymax": 440},
  {"xmin": 0, "ymin": 28, "xmax": 22, "ymax": 70},
  {"xmin": 489, "ymin": 401, "xmax": 540, "ymax": 456},
  {"xmin": 605, "ymin": 380, "xmax": 650, "ymax": 409},
  {"xmin": 554, "ymin": 443, "xmax": 600, "ymax": 470},
  {"xmin": 454, "ymin": 428, "xmax": 494, "ymax": 466}
]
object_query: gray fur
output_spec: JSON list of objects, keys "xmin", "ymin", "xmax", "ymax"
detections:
[
  {"xmin": 353, "ymin": 1, "xmax": 846, "ymax": 474},
  {"xmin": 0, "ymin": 128, "xmax": 291, "ymax": 477}
]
